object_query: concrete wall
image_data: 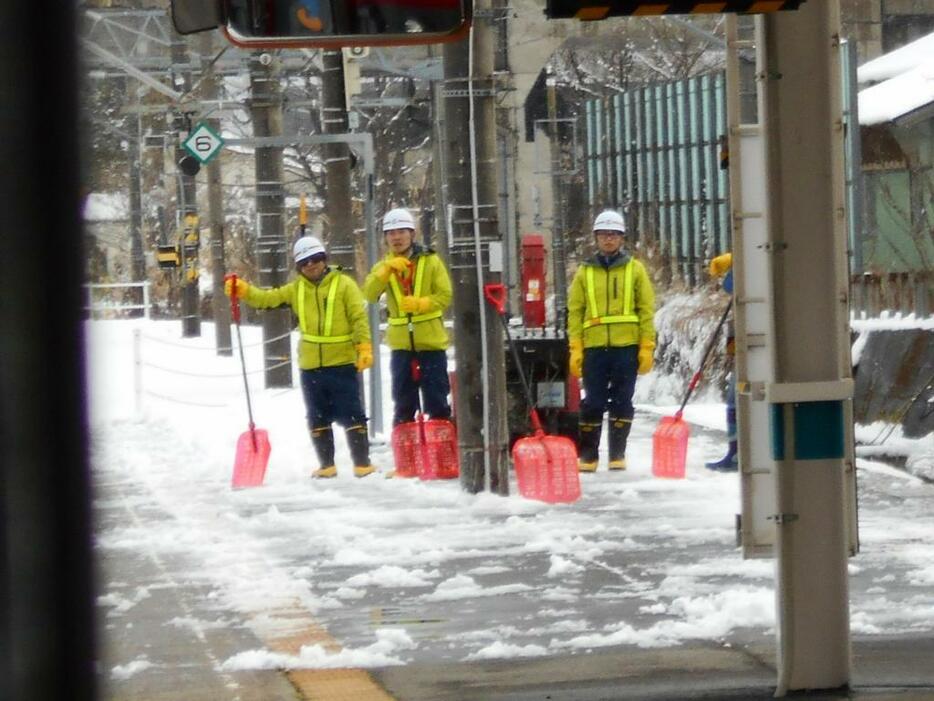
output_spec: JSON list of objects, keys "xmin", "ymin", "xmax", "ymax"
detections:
[
  {"xmin": 841, "ymin": 0, "xmax": 934, "ymax": 62},
  {"xmin": 853, "ymin": 327, "xmax": 934, "ymax": 437}
]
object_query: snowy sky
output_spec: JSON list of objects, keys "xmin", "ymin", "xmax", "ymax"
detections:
[{"xmin": 88, "ymin": 318, "xmax": 934, "ymax": 683}]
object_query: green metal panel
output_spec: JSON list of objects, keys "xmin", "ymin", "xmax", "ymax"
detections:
[
  {"xmin": 585, "ymin": 73, "xmax": 730, "ymax": 278},
  {"xmin": 586, "ymin": 100, "xmax": 596, "ymax": 203},
  {"xmin": 613, "ymin": 94, "xmax": 624, "ymax": 208},
  {"xmin": 715, "ymin": 73, "xmax": 730, "ymax": 255},
  {"xmin": 661, "ymin": 82, "xmax": 673, "ymax": 261},
  {"xmin": 593, "ymin": 100, "xmax": 606, "ymax": 195},
  {"xmin": 623, "ymin": 92, "xmax": 634, "ymax": 206},
  {"xmin": 770, "ymin": 402, "xmax": 846, "ymax": 461},
  {"xmin": 689, "ymin": 77, "xmax": 704, "ymax": 274},
  {"xmin": 642, "ymin": 85, "xmax": 666, "ymax": 243},
  {"xmin": 634, "ymin": 88, "xmax": 647, "ymax": 227}
]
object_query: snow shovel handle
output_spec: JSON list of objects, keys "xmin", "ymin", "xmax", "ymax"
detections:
[
  {"xmin": 677, "ymin": 298, "xmax": 733, "ymax": 416},
  {"xmin": 483, "ymin": 284, "xmax": 538, "ymax": 425},
  {"xmin": 225, "ymin": 273, "xmax": 242, "ymax": 324},
  {"xmin": 224, "ymin": 274, "xmax": 257, "ymax": 446}
]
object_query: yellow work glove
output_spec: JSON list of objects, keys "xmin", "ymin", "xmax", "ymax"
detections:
[
  {"xmin": 375, "ymin": 256, "xmax": 410, "ymax": 282},
  {"xmin": 355, "ymin": 343, "xmax": 374, "ymax": 371},
  {"xmin": 637, "ymin": 341, "xmax": 655, "ymax": 375},
  {"xmin": 400, "ymin": 296, "xmax": 431, "ymax": 314},
  {"xmin": 568, "ymin": 339, "xmax": 583, "ymax": 379},
  {"xmin": 223, "ymin": 277, "xmax": 250, "ymax": 299},
  {"xmin": 709, "ymin": 253, "xmax": 733, "ymax": 278}
]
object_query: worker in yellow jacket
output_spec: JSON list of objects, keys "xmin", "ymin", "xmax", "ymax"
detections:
[
  {"xmin": 363, "ymin": 208, "xmax": 453, "ymax": 428},
  {"xmin": 706, "ymin": 252, "xmax": 738, "ymax": 472},
  {"xmin": 225, "ymin": 236, "xmax": 376, "ymax": 479},
  {"xmin": 567, "ymin": 210, "xmax": 656, "ymax": 472}
]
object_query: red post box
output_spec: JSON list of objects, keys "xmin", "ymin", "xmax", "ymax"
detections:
[{"xmin": 521, "ymin": 234, "xmax": 546, "ymax": 328}]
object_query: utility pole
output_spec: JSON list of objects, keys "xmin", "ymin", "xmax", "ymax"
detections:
[
  {"xmin": 321, "ymin": 49, "xmax": 355, "ymax": 274},
  {"xmin": 546, "ymin": 68, "xmax": 569, "ymax": 324},
  {"xmin": 249, "ymin": 51, "xmax": 292, "ymax": 387},
  {"xmin": 170, "ymin": 33, "xmax": 200, "ymax": 337},
  {"xmin": 126, "ymin": 83, "xmax": 146, "ymax": 287},
  {"xmin": 442, "ymin": 0, "xmax": 509, "ymax": 495},
  {"xmin": 760, "ymin": 1, "xmax": 852, "ymax": 693},
  {"xmin": 199, "ymin": 33, "xmax": 232, "ymax": 356}
]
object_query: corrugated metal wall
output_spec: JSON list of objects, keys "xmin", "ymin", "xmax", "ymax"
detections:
[{"xmin": 585, "ymin": 72, "xmax": 730, "ymax": 286}]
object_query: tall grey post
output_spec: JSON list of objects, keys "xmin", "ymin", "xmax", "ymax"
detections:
[
  {"xmin": 200, "ymin": 34, "xmax": 232, "ymax": 356},
  {"xmin": 249, "ymin": 52, "xmax": 292, "ymax": 388},
  {"xmin": 321, "ymin": 49, "xmax": 355, "ymax": 273},
  {"xmin": 171, "ymin": 34, "xmax": 200, "ymax": 338},
  {"xmin": 761, "ymin": 1, "xmax": 852, "ymax": 693},
  {"xmin": 442, "ymin": 3, "xmax": 509, "ymax": 495}
]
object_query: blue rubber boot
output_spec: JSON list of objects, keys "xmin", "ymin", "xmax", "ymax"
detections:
[
  {"xmin": 705, "ymin": 441, "xmax": 738, "ymax": 471},
  {"xmin": 706, "ymin": 406, "xmax": 738, "ymax": 472}
]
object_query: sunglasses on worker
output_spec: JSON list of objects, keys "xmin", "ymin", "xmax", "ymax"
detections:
[{"xmin": 298, "ymin": 252, "xmax": 327, "ymax": 267}]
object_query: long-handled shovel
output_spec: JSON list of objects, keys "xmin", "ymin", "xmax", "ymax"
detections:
[
  {"xmin": 484, "ymin": 283, "xmax": 580, "ymax": 504},
  {"xmin": 652, "ymin": 298, "xmax": 732, "ymax": 479},
  {"xmin": 226, "ymin": 274, "xmax": 271, "ymax": 489},
  {"xmin": 389, "ymin": 265, "xmax": 458, "ymax": 479}
]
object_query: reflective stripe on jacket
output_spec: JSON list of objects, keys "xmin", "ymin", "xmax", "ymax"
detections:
[
  {"xmin": 567, "ymin": 254, "xmax": 655, "ymax": 349},
  {"xmin": 363, "ymin": 245, "xmax": 452, "ymax": 351},
  {"xmin": 243, "ymin": 268, "xmax": 370, "ymax": 370}
]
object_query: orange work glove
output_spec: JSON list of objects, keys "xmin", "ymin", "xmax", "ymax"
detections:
[
  {"xmin": 709, "ymin": 253, "xmax": 733, "ymax": 278},
  {"xmin": 568, "ymin": 339, "xmax": 583, "ymax": 379},
  {"xmin": 223, "ymin": 277, "xmax": 250, "ymax": 299},
  {"xmin": 400, "ymin": 296, "xmax": 431, "ymax": 314},
  {"xmin": 355, "ymin": 342, "xmax": 374, "ymax": 371},
  {"xmin": 375, "ymin": 256, "xmax": 410, "ymax": 282},
  {"xmin": 637, "ymin": 341, "xmax": 655, "ymax": 375}
]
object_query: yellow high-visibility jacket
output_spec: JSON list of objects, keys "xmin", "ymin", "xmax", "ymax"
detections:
[
  {"xmin": 567, "ymin": 253, "xmax": 655, "ymax": 349},
  {"xmin": 363, "ymin": 245, "xmax": 452, "ymax": 352},
  {"xmin": 243, "ymin": 268, "xmax": 370, "ymax": 370}
]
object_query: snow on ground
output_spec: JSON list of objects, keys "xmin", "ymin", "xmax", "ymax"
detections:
[{"xmin": 87, "ymin": 318, "xmax": 934, "ymax": 679}]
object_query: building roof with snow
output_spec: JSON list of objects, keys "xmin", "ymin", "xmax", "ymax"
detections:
[{"xmin": 857, "ymin": 31, "xmax": 934, "ymax": 127}]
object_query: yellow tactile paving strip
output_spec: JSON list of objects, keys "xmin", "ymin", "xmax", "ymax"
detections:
[
  {"xmin": 266, "ymin": 616, "xmax": 397, "ymax": 700},
  {"xmin": 286, "ymin": 669, "xmax": 397, "ymax": 701}
]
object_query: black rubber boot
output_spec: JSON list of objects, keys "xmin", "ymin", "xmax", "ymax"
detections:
[
  {"xmin": 578, "ymin": 420, "xmax": 602, "ymax": 472},
  {"xmin": 608, "ymin": 418, "xmax": 632, "ymax": 470},
  {"xmin": 346, "ymin": 425, "xmax": 375, "ymax": 477},
  {"xmin": 311, "ymin": 427, "xmax": 337, "ymax": 478}
]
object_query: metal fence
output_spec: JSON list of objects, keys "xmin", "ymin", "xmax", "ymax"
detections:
[
  {"xmin": 84, "ymin": 282, "xmax": 151, "ymax": 319},
  {"xmin": 584, "ymin": 72, "xmax": 730, "ymax": 285},
  {"xmin": 850, "ymin": 271, "xmax": 934, "ymax": 318}
]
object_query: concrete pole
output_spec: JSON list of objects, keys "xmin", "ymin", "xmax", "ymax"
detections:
[
  {"xmin": 170, "ymin": 34, "xmax": 200, "ymax": 338},
  {"xmin": 249, "ymin": 52, "xmax": 292, "ymax": 388},
  {"xmin": 760, "ymin": 2, "xmax": 852, "ymax": 694},
  {"xmin": 199, "ymin": 34, "xmax": 232, "ymax": 356},
  {"xmin": 126, "ymin": 85, "xmax": 145, "ymax": 287},
  {"xmin": 321, "ymin": 49, "xmax": 355, "ymax": 275},
  {"xmin": 442, "ymin": 0, "xmax": 509, "ymax": 495}
]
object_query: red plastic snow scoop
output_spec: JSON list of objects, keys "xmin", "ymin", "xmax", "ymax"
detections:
[
  {"xmin": 652, "ymin": 299, "xmax": 732, "ymax": 479},
  {"xmin": 390, "ymin": 263, "xmax": 459, "ymax": 480},
  {"xmin": 484, "ymin": 283, "xmax": 580, "ymax": 504},
  {"xmin": 226, "ymin": 274, "xmax": 271, "ymax": 489}
]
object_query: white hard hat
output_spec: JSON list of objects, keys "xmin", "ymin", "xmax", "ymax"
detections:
[
  {"xmin": 382, "ymin": 207, "xmax": 416, "ymax": 232},
  {"xmin": 592, "ymin": 210, "xmax": 626, "ymax": 233},
  {"xmin": 293, "ymin": 236, "xmax": 326, "ymax": 263}
]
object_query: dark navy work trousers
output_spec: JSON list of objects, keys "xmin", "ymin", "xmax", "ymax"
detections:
[
  {"xmin": 390, "ymin": 349, "xmax": 451, "ymax": 426},
  {"xmin": 300, "ymin": 364, "xmax": 367, "ymax": 431},
  {"xmin": 580, "ymin": 345, "xmax": 639, "ymax": 424}
]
